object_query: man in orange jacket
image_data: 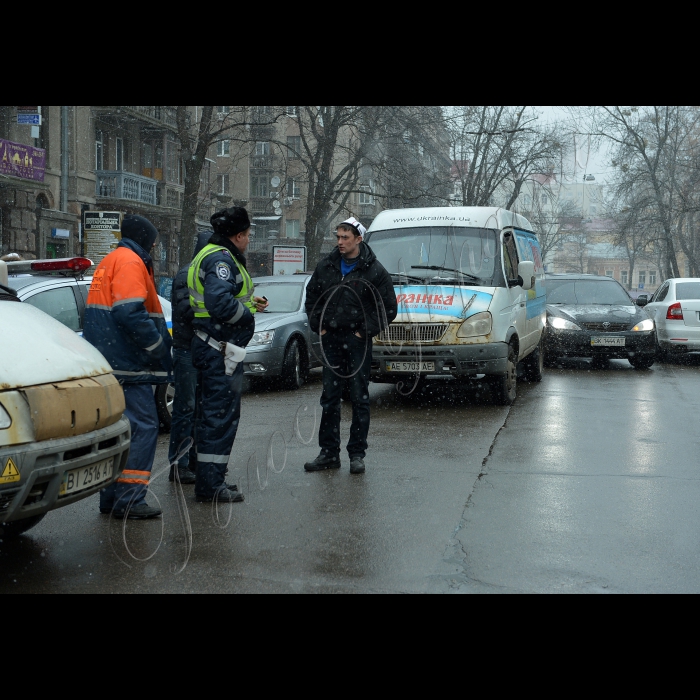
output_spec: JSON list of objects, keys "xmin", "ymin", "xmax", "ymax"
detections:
[{"xmin": 83, "ymin": 214, "xmax": 173, "ymax": 519}]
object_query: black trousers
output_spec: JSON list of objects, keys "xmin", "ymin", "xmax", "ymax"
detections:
[{"xmin": 319, "ymin": 330, "xmax": 372, "ymax": 459}]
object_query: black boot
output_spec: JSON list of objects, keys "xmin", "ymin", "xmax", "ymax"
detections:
[
  {"xmin": 169, "ymin": 465, "xmax": 196, "ymax": 484},
  {"xmin": 349, "ymin": 456, "xmax": 365, "ymax": 474},
  {"xmin": 304, "ymin": 452, "xmax": 341, "ymax": 472}
]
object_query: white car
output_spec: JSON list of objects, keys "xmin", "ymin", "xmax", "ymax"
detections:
[
  {"xmin": 640, "ymin": 278, "xmax": 700, "ymax": 358},
  {"xmin": 0, "ymin": 260, "xmax": 131, "ymax": 537}
]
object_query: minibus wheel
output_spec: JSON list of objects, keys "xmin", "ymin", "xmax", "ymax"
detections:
[{"xmin": 490, "ymin": 344, "xmax": 517, "ymax": 405}]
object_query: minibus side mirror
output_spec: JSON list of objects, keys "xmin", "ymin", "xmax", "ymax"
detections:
[{"xmin": 517, "ymin": 261, "xmax": 535, "ymax": 290}]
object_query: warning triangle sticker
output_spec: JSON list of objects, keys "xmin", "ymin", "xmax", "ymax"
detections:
[{"xmin": 0, "ymin": 457, "xmax": 20, "ymax": 484}]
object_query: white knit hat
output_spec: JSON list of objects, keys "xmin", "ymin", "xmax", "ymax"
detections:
[{"xmin": 336, "ymin": 217, "xmax": 367, "ymax": 238}]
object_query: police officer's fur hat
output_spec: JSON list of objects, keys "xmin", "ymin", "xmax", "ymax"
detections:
[{"xmin": 210, "ymin": 207, "xmax": 251, "ymax": 237}]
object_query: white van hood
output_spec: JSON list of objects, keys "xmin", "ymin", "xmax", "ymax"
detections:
[
  {"xmin": 393, "ymin": 285, "xmax": 495, "ymax": 323},
  {"xmin": 0, "ymin": 303, "xmax": 113, "ymax": 390}
]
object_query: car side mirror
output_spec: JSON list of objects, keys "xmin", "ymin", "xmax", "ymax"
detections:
[
  {"xmin": 517, "ymin": 261, "xmax": 535, "ymax": 290},
  {"xmin": 636, "ymin": 295, "xmax": 648, "ymax": 306}
]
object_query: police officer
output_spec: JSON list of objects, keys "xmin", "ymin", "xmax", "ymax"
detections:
[
  {"xmin": 167, "ymin": 231, "xmax": 213, "ymax": 485},
  {"xmin": 188, "ymin": 207, "xmax": 268, "ymax": 503},
  {"xmin": 84, "ymin": 214, "xmax": 173, "ymax": 519}
]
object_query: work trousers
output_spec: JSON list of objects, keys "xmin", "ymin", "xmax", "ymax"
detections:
[
  {"xmin": 319, "ymin": 330, "xmax": 372, "ymax": 459},
  {"xmin": 100, "ymin": 383, "xmax": 159, "ymax": 510},
  {"xmin": 168, "ymin": 347, "xmax": 198, "ymax": 470},
  {"xmin": 192, "ymin": 337, "xmax": 246, "ymax": 498}
]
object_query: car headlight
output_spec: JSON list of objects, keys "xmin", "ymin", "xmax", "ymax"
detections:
[
  {"xmin": 249, "ymin": 330, "xmax": 275, "ymax": 346},
  {"xmin": 548, "ymin": 316, "xmax": 582, "ymax": 331},
  {"xmin": 632, "ymin": 318, "xmax": 654, "ymax": 332},
  {"xmin": 0, "ymin": 403, "xmax": 11, "ymax": 430},
  {"xmin": 457, "ymin": 312, "xmax": 492, "ymax": 338}
]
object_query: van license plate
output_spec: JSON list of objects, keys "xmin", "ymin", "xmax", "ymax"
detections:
[
  {"xmin": 59, "ymin": 457, "xmax": 114, "ymax": 498},
  {"xmin": 590, "ymin": 337, "xmax": 625, "ymax": 347},
  {"xmin": 387, "ymin": 361, "xmax": 435, "ymax": 372}
]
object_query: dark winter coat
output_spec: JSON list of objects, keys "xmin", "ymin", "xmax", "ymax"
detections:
[
  {"xmin": 171, "ymin": 231, "xmax": 212, "ymax": 350},
  {"xmin": 305, "ymin": 242, "xmax": 397, "ymax": 338},
  {"xmin": 190, "ymin": 230, "xmax": 255, "ymax": 347}
]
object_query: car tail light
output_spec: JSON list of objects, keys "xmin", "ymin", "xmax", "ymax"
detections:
[
  {"xmin": 666, "ymin": 302, "xmax": 684, "ymax": 320},
  {"xmin": 30, "ymin": 257, "xmax": 93, "ymax": 273}
]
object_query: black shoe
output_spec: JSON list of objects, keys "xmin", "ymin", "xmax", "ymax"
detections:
[
  {"xmin": 112, "ymin": 503, "xmax": 162, "ymax": 519},
  {"xmin": 195, "ymin": 485, "xmax": 244, "ymax": 503},
  {"xmin": 349, "ymin": 456, "xmax": 365, "ymax": 474},
  {"xmin": 304, "ymin": 453, "xmax": 341, "ymax": 472},
  {"xmin": 169, "ymin": 465, "xmax": 196, "ymax": 484},
  {"xmin": 100, "ymin": 506, "xmax": 113, "ymax": 514}
]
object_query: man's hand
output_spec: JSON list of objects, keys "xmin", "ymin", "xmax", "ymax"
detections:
[
  {"xmin": 253, "ymin": 295, "xmax": 269, "ymax": 313},
  {"xmin": 355, "ymin": 332, "xmax": 363, "ymax": 338},
  {"xmin": 321, "ymin": 329, "xmax": 327, "ymax": 336}
]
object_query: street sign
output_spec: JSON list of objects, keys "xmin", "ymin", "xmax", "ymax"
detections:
[
  {"xmin": 84, "ymin": 211, "xmax": 122, "ymax": 265},
  {"xmin": 83, "ymin": 211, "xmax": 122, "ymax": 232},
  {"xmin": 17, "ymin": 114, "xmax": 41, "ymax": 125},
  {"xmin": 273, "ymin": 245, "xmax": 306, "ymax": 275}
]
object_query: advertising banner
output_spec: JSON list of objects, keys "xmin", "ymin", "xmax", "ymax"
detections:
[
  {"xmin": 273, "ymin": 246, "xmax": 306, "ymax": 276},
  {"xmin": 0, "ymin": 138, "xmax": 45, "ymax": 182}
]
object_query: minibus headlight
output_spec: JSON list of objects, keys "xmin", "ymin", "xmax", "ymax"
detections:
[{"xmin": 457, "ymin": 312, "xmax": 492, "ymax": 338}]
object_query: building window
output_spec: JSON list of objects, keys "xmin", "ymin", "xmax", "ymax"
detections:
[
  {"xmin": 287, "ymin": 135, "xmax": 301, "ymax": 159},
  {"xmin": 590, "ymin": 204, "xmax": 597, "ymax": 215},
  {"xmin": 359, "ymin": 180, "xmax": 375, "ymax": 205},
  {"xmin": 217, "ymin": 106, "xmax": 230, "ymax": 114},
  {"xmin": 286, "ymin": 219, "xmax": 300, "ymax": 238},
  {"xmin": 639, "ymin": 271, "xmax": 646, "ymax": 286},
  {"xmin": 217, "ymin": 140, "xmax": 230, "ymax": 157},
  {"xmin": 95, "ymin": 129, "xmax": 105, "ymax": 170},
  {"xmin": 605, "ymin": 270, "xmax": 613, "ymax": 278},
  {"xmin": 256, "ymin": 106, "xmax": 271, "ymax": 114},
  {"xmin": 621, "ymin": 270, "xmax": 628, "ymax": 285},
  {"xmin": 115, "ymin": 137, "xmax": 123, "ymax": 171},
  {"xmin": 251, "ymin": 175, "xmax": 268, "ymax": 198},
  {"xmin": 217, "ymin": 174, "xmax": 229, "ymax": 195},
  {"xmin": 287, "ymin": 178, "xmax": 301, "ymax": 198},
  {"xmin": 523, "ymin": 195, "xmax": 531, "ymax": 206},
  {"xmin": 541, "ymin": 194, "xmax": 548, "ymax": 205},
  {"xmin": 255, "ymin": 141, "xmax": 270, "ymax": 156},
  {"xmin": 286, "ymin": 106, "xmax": 297, "ymax": 116},
  {"xmin": 649, "ymin": 270, "xmax": 656, "ymax": 285},
  {"xmin": 166, "ymin": 137, "xmax": 181, "ymax": 184}
]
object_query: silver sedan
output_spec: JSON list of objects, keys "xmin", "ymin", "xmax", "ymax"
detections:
[
  {"xmin": 245, "ymin": 274, "xmax": 323, "ymax": 388},
  {"xmin": 640, "ymin": 278, "xmax": 700, "ymax": 358}
]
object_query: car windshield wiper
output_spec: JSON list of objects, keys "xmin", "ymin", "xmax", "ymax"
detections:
[
  {"xmin": 411, "ymin": 265, "xmax": 481, "ymax": 282},
  {"xmin": 390, "ymin": 271, "xmax": 426, "ymax": 283}
]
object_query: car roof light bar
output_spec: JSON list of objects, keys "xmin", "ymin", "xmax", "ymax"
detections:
[{"xmin": 6, "ymin": 257, "xmax": 93, "ymax": 274}]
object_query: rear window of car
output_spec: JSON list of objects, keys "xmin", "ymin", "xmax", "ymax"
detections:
[
  {"xmin": 675, "ymin": 282, "xmax": 700, "ymax": 300},
  {"xmin": 547, "ymin": 279, "xmax": 632, "ymax": 305}
]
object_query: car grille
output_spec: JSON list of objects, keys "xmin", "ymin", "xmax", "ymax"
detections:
[
  {"xmin": 579, "ymin": 322, "xmax": 630, "ymax": 332},
  {"xmin": 375, "ymin": 323, "xmax": 449, "ymax": 343}
]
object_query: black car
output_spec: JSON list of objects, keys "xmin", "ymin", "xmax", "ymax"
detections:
[{"xmin": 544, "ymin": 273, "xmax": 656, "ymax": 369}]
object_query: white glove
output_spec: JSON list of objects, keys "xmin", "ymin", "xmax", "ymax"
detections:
[{"xmin": 224, "ymin": 342, "xmax": 246, "ymax": 376}]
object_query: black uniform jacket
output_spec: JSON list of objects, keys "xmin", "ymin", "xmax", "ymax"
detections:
[{"xmin": 305, "ymin": 241, "xmax": 397, "ymax": 338}]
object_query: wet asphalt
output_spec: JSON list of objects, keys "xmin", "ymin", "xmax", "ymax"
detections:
[{"xmin": 2, "ymin": 355, "xmax": 700, "ymax": 594}]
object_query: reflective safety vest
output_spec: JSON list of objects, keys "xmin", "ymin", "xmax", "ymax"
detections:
[{"xmin": 187, "ymin": 243, "xmax": 256, "ymax": 318}]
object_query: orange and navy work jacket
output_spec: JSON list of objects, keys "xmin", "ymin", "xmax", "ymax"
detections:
[{"xmin": 83, "ymin": 239, "xmax": 172, "ymax": 384}]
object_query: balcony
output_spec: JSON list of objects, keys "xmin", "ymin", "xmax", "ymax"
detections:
[
  {"xmin": 96, "ymin": 170, "xmax": 158, "ymax": 205},
  {"xmin": 93, "ymin": 106, "xmax": 179, "ymax": 131},
  {"xmin": 251, "ymin": 155, "xmax": 275, "ymax": 169},
  {"xmin": 159, "ymin": 182, "xmax": 185, "ymax": 209},
  {"xmin": 249, "ymin": 196, "xmax": 273, "ymax": 214}
]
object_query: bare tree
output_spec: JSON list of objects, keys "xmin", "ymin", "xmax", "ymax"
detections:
[
  {"xmin": 175, "ymin": 106, "xmax": 283, "ymax": 264},
  {"xmin": 446, "ymin": 106, "xmax": 566, "ymax": 209}
]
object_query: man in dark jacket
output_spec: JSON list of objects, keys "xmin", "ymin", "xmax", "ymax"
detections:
[
  {"xmin": 84, "ymin": 214, "xmax": 173, "ymax": 519},
  {"xmin": 167, "ymin": 231, "xmax": 212, "ymax": 484},
  {"xmin": 304, "ymin": 217, "xmax": 397, "ymax": 474}
]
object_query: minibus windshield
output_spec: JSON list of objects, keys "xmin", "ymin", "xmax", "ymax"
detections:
[{"xmin": 366, "ymin": 227, "xmax": 500, "ymax": 285}]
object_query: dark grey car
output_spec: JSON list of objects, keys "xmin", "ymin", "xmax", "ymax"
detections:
[{"xmin": 245, "ymin": 273, "xmax": 323, "ymax": 388}]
